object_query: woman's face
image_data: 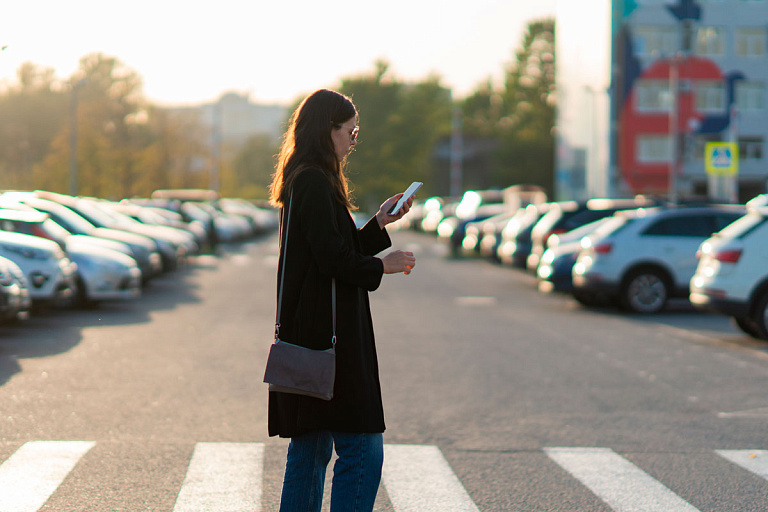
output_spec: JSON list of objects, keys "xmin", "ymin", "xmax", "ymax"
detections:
[{"xmin": 331, "ymin": 118, "xmax": 358, "ymax": 161}]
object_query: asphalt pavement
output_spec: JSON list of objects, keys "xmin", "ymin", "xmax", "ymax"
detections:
[{"xmin": 0, "ymin": 228, "xmax": 767, "ymax": 511}]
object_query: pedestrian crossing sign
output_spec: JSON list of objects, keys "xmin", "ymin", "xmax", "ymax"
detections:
[{"xmin": 705, "ymin": 142, "xmax": 739, "ymax": 176}]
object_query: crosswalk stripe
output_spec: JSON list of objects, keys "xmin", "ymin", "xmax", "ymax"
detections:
[
  {"xmin": 716, "ymin": 449, "xmax": 768, "ymax": 480},
  {"xmin": 544, "ymin": 447, "xmax": 700, "ymax": 512},
  {"xmin": 382, "ymin": 444, "xmax": 480, "ymax": 512},
  {"xmin": 172, "ymin": 442, "xmax": 264, "ymax": 512},
  {"xmin": 0, "ymin": 440, "xmax": 94, "ymax": 512}
]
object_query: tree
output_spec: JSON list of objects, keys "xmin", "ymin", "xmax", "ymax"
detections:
[
  {"xmin": 28, "ymin": 54, "xmax": 209, "ymax": 199},
  {"xmin": 461, "ymin": 18, "xmax": 556, "ymax": 195},
  {"xmin": 228, "ymin": 134, "xmax": 278, "ymax": 199},
  {"xmin": 337, "ymin": 61, "xmax": 452, "ymax": 211},
  {"xmin": 0, "ymin": 63, "xmax": 67, "ymax": 190}
]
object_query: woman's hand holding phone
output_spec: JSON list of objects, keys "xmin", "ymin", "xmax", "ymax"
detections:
[{"xmin": 376, "ymin": 181, "xmax": 422, "ymax": 229}]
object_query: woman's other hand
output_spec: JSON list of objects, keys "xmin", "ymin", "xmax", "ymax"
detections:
[
  {"xmin": 376, "ymin": 194, "xmax": 413, "ymax": 229},
  {"xmin": 381, "ymin": 250, "xmax": 416, "ymax": 275}
]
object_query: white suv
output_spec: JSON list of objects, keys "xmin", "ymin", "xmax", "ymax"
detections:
[
  {"xmin": 572, "ymin": 205, "xmax": 745, "ymax": 313},
  {"xmin": 690, "ymin": 199, "xmax": 768, "ymax": 339}
]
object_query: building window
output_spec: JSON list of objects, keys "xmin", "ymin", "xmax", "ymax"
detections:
[
  {"xmin": 736, "ymin": 81, "xmax": 765, "ymax": 111},
  {"xmin": 740, "ymin": 137, "xmax": 764, "ymax": 159},
  {"xmin": 735, "ymin": 28, "xmax": 767, "ymax": 57},
  {"xmin": 635, "ymin": 80, "xmax": 671, "ymax": 111},
  {"xmin": 694, "ymin": 135, "xmax": 723, "ymax": 159},
  {"xmin": 696, "ymin": 27, "xmax": 725, "ymax": 56},
  {"xmin": 634, "ymin": 26, "xmax": 677, "ymax": 56},
  {"xmin": 637, "ymin": 135, "xmax": 673, "ymax": 163},
  {"xmin": 695, "ymin": 81, "xmax": 726, "ymax": 112}
]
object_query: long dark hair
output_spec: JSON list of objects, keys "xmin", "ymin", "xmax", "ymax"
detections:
[{"xmin": 269, "ymin": 89, "xmax": 357, "ymax": 209}]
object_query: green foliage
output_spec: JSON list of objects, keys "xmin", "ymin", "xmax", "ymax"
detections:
[
  {"xmin": 0, "ymin": 18, "xmax": 556, "ymax": 202},
  {"xmin": 337, "ymin": 60, "xmax": 453, "ymax": 212},
  {"xmin": 227, "ymin": 134, "xmax": 278, "ymax": 199},
  {"xmin": 462, "ymin": 18, "xmax": 556, "ymax": 195}
]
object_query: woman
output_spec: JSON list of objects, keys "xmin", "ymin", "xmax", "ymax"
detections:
[{"xmin": 268, "ymin": 89, "xmax": 416, "ymax": 512}]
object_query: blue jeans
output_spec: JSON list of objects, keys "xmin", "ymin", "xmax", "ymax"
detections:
[{"xmin": 279, "ymin": 431, "xmax": 384, "ymax": 512}]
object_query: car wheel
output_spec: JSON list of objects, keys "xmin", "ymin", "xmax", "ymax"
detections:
[
  {"xmin": 731, "ymin": 316, "xmax": 765, "ymax": 340},
  {"xmin": 751, "ymin": 292, "xmax": 768, "ymax": 340},
  {"xmin": 620, "ymin": 270, "xmax": 669, "ymax": 314}
]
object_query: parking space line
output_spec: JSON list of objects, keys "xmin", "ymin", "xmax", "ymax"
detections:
[
  {"xmin": 716, "ymin": 449, "xmax": 768, "ymax": 480},
  {"xmin": 382, "ymin": 444, "xmax": 480, "ymax": 512},
  {"xmin": 173, "ymin": 442, "xmax": 264, "ymax": 512},
  {"xmin": 545, "ymin": 447, "xmax": 700, "ymax": 511},
  {"xmin": 0, "ymin": 440, "xmax": 95, "ymax": 512}
]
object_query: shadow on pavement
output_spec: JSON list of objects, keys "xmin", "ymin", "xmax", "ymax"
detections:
[{"xmin": 0, "ymin": 261, "xmax": 205, "ymax": 387}]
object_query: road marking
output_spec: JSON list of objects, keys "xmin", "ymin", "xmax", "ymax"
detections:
[
  {"xmin": 717, "ymin": 407, "xmax": 768, "ymax": 418},
  {"xmin": 0, "ymin": 440, "xmax": 94, "ymax": 512},
  {"xmin": 382, "ymin": 444, "xmax": 480, "ymax": 512},
  {"xmin": 455, "ymin": 296, "xmax": 497, "ymax": 306},
  {"xmin": 230, "ymin": 254, "xmax": 252, "ymax": 266},
  {"xmin": 545, "ymin": 447, "xmax": 700, "ymax": 512},
  {"xmin": 716, "ymin": 450, "xmax": 768, "ymax": 480},
  {"xmin": 173, "ymin": 442, "xmax": 264, "ymax": 512}
]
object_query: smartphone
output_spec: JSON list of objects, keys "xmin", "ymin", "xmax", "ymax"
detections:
[{"xmin": 388, "ymin": 182, "xmax": 423, "ymax": 215}]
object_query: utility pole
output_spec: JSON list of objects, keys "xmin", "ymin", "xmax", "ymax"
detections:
[
  {"xmin": 210, "ymin": 100, "xmax": 222, "ymax": 193},
  {"xmin": 668, "ymin": 54, "xmax": 680, "ymax": 206},
  {"xmin": 449, "ymin": 106, "xmax": 463, "ymax": 197},
  {"xmin": 69, "ymin": 79, "xmax": 86, "ymax": 196}
]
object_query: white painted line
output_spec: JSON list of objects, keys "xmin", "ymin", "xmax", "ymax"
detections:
[
  {"xmin": 0, "ymin": 440, "xmax": 95, "ymax": 512},
  {"xmin": 383, "ymin": 444, "xmax": 479, "ymax": 512},
  {"xmin": 173, "ymin": 442, "xmax": 264, "ymax": 512},
  {"xmin": 545, "ymin": 447, "xmax": 700, "ymax": 512},
  {"xmin": 717, "ymin": 407, "xmax": 768, "ymax": 418},
  {"xmin": 716, "ymin": 450, "xmax": 768, "ymax": 480},
  {"xmin": 454, "ymin": 296, "xmax": 497, "ymax": 306}
]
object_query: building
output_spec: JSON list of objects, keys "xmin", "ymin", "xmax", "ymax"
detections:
[
  {"xmin": 556, "ymin": 0, "xmax": 768, "ymax": 202},
  {"xmin": 164, "ymin": 92, "xmax": 287, "ymax": 157}
]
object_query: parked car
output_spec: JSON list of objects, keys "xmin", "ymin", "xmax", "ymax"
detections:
[
  {"xmin": 0, "ymin": 208, "xmax": 141, "ymax": 306},
  {"xmin": 116, "ymin": 200, "xmax": 208, "ymax": 249},
  {"xmin": 571, "ymin": 205, "xmax": 745, "ymax": 313},
  {"xmin": 34, "ymin": 191, "xmax": 189, "ymax": 273},
  {"xmin": 1, "ymin": 193, "xmax": 162, "ymax": 282},
  {"xmin": 438, "ymin": 203, "xmax": 507, "ymax": 255},
  {"xmin": 497, "ymin": 203, "xmax": 553, "ymax": 268},
  {"xmin": 0, "ymin": 230, "xmax": 78, "ymax": 306},
  {"xmin": 461, "ymin": 211, "xmax": 515, "ymax": 257},
  {"xmin": 0, "ymin": 256, "xmax": 31, "ymax": 323},
  {"xmin": 690, "ymin": 199, "xmax": 768, "ymax": 339},
  {"xmin": 526, "ymin": 197, "xmax": 658, "ymax": 274},
  {"xmin": 537, "ymin": 217, "xmax": 614, "ymax": 293}
]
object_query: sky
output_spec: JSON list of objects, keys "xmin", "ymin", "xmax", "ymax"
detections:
[{"xmin": 1, "ymin": 1, "xmax": 556, "ymax": 107}]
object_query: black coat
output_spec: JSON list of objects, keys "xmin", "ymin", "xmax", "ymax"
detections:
[{"xmin": 268, "ymin": 168, "xmax": 391, "ymax": 438}]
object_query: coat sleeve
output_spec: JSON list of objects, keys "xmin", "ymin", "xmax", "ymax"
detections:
[
  {"xmin": 358, "ymin": 216, "xmax": 392, "ymax": 256},
  {"xmin": 294, "ymin": 169, "xmax": 384, "ymax": 291}
]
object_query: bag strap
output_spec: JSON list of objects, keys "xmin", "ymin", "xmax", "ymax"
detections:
[{"xmin": 275, "ymin": 190, "xmax": 336, "ymax": 348}]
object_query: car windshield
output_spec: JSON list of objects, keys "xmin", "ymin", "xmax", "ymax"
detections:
[
  {"xmin": 75, "ymin": 200, "xmax": 121, "ymax": 228},
  {"xmin": 43, "ymin": 218, "xmax": 72, "ymax": 240},
  {"xmin": 716, "ymin": 211, "xmax": 766, "ymax": 239},
  {"xmin": 590, "ymin": 214, "xmax": 631, "ymax": 240},
  {"xmin": 30, "ymin": 200, "xmax": 97, "ymax": 234}
]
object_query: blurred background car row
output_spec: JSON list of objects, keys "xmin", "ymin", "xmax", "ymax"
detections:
[
  {"xmin": 0, "ymin": 189, "xmax": 278, "ymax": 323},
  {"xmin": 393, "ymin": 186, "xmax": 768, "ymax": 342}
]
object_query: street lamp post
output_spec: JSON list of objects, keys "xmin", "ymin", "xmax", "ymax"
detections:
[
  {"xmin": 69, "ymin": 79, "xmax": 86, "ymax": 196},
  {"xmin": 668, "ymin": 54, "xmax": 681, "ymax": 206}
]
